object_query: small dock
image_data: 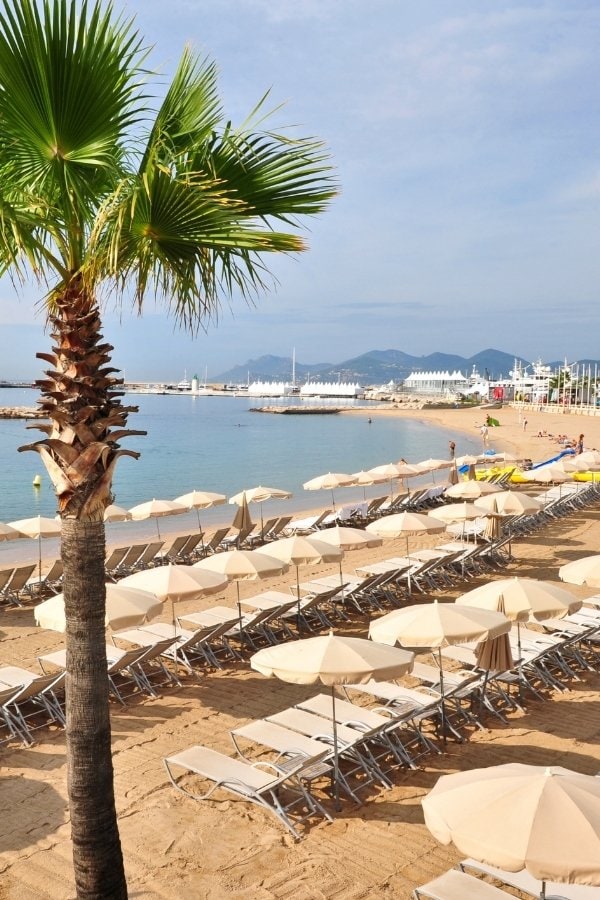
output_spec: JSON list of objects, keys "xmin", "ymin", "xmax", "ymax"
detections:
[{"xmin": 250, "ymin": 406, "xmax": 341, "ymax": 415}]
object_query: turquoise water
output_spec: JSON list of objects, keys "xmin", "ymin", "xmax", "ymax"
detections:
[{"xmin": 0, "ymin": 388, "xmax": 480, "ymax": 561}]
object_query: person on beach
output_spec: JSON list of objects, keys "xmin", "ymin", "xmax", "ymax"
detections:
[
  {"xmin": 576, "ymin": 434, "xmax": 584, "ymax": 454},
  {"xmin": 480, "ymin": 424, "xmax": 489, "ymax": 447},
  {"xmin": 523, "ymin": 417, "xmax": 528, "ymax": 431},
  {"xmin": 449, "ymin": 440, "xmax": 456, "ymax": 459}
]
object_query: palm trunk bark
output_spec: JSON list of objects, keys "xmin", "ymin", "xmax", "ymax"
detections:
[
  {"xmin": 62, "ymin": 518, "xmax": 127, "ymax": 899},
  {"xmin": 20, "ymin": 280, "xmax": 144, "ymax": 898}
]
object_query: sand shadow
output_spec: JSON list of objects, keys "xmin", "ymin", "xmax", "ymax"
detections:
[{"xmin": 0, "ymin": 775, "xmax": 66, "ymax": 853}]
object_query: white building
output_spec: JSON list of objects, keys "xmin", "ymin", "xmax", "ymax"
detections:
[
  {"xmin": 403, "ymin": 370, "xmax": 470, "ymax": 396},
  {"xmin": 300, "ymin": 381, "xmax": 362, "ymax": 398},
  {"xmin": 247, "ymin": 381, "xmax": 294, "ymax": 397}
]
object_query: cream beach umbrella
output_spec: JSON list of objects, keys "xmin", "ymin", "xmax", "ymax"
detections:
[
  {"xmin": 195, "ymin": 549, "xmax": 288, "ymax": 628},
  {"xmin": 456, "ymin": 576, "xmax": 581, "ymax": 657},
  {"xmin": 129, "ymin": 498, "xmax": 187, "ymax": 540},
  {"xmin": 35, "ymin": 584, "xmax": 163, "ymax": 632},
  {"xmin": 229, "ymin": 485, "xmax": 291, "ymax": 532},
  {"xmin": 559, "ymin": 555, "xmax": 600, "ymax": 588},
  {"xmin": 366, "ymin": 511, "xmax": 446, "ymax": 592},
  {"xmin": 474, "ymin": 491, "xmax": 543, "ymax": 516},
  {"xmin": 422, "ymin": 763, "xmax": 600, "ymax": 894},
  {"xmin": 8, "ymin": 515, "xmax": 61, "ymax": 583},
  {"xmin": 174, "ymin": 490, "xmax": 227, "ymax": 537},
  {"xmin": 351, "ymin": 470, "xmax": 387, "ymax": 500},
  {"xmin": 251, "ymin": 632, "xmax": 414, "ymax": 808},
  {"xmin": 415, "ymin": 457, "xmax": 453, "ymax": 484},
  {"xmin": 367, "ymin": 462, "xmax": 420, "ymax": 500},
  {"xmin": 520, "ymin": 465, "xmax": 571, "ymax": 485},
  {"xmin": 456, "ymin": 454, "xmax": 484, "ymax": 467},
  {"xmin": 578, "ymin": 450, "xmax": 600, "ymax": 467},
  {"xmin": 429, "ymin": 502, "xmax": 482, "ymax": 524},
  {"xmin": 369, "ymin": 601, "xmax": 510, "ymax": 742},
  {"xmin": 303, "ymin": 472, "xmax": 355, "ymax": 511},
  {"xmin": 254, "ymin": 535, "xmax": 343, "ymax": 615},
  {"xmin": 312, "ymin": 525, "xmax": 383, "ymax": 602},
  {"xmin": 445, "ymin": 481, "xmax": 502, "ymax": 500},
  {"xmin": 119, "ymin": 563, "xmax": 227, "ymax": 605},
  {"xmin": 230, "ymin": 492, "xmax": 254, "ymax": 535},
  {"xmin": 0, "ymin": 522, "xmax": 24, "ymax": 541},
  {"xmin": 103, "ymin": 504, "xmax": 132, "ymax": 523}
]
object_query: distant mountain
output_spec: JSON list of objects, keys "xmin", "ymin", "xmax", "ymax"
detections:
[
  {"xmin": 213, "ymin": 348, "xmax": 529, "ymax": 386},
  {"xmin": 211, "ymin": 348, "xmax": 600, "ymax": 387},
  {"xmin": 213, "ymin": 354, "xmax": 331, "ymax": 383}
]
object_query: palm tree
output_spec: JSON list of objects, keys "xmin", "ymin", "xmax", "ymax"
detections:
[{"xmin": 0, "ymin": 2, "xmax": 335, "ymax": 896}]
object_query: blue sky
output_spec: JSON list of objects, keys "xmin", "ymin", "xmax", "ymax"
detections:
[{"xmin": 1, "ymin": 0, "xmax": 600, "ymax": 381}]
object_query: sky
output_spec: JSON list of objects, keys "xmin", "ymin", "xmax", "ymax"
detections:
[{"xmin": 1, "ymin": 0, "xmax": 600, "ymax": 381}]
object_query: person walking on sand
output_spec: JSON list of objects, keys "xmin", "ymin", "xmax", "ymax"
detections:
[
  {"xmin": 576, "ymin": 434, "xmax": 584, "ymax": 454},
  {"xmin": 449, "ymin": 440, "xmax": 456, "ymax": 459},
  {"xmin": 523, "ymin": 417, "xmax": 528, "ymax": 432},
  {"xmin": 480, "ymin": 424, "xmax": 489, "ymax": 447}
]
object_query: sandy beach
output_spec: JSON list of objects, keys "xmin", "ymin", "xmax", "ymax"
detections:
[{"xmin": 1, "ymin": 402, "xmax": 600, "ymax": 899}]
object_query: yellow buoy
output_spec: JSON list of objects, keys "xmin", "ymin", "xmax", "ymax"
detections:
[{"xmin": 33, "ymin": 475, "xmax": 42, "ymax": 487}]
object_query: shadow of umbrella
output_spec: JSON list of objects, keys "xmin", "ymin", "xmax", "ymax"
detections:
[{"xmin": 0, "ymin": 776, "xmax": 66, "ymax": 853}]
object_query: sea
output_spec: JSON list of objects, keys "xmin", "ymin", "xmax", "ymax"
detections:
[{"xmin": 0, "ymin": 387, "xmax": 481, "ymax": 564}]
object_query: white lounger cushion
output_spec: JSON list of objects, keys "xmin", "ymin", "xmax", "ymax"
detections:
[{"xmin": 414, "ymin": 869, "xmax": 512, "ymax": 899}]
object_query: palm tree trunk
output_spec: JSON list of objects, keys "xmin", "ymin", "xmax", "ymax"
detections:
[
  {"xmin": 62, "ymin": 518, "xmax": 127, "ymax": 899},
  {"xmin": 19, "ymin": 284, "xmax": 144, "ymax": 897}
]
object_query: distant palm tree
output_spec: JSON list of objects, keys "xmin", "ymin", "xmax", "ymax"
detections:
[{"xmin": 0, "ymin": 2, "xmax": 335, "ymax": 896}]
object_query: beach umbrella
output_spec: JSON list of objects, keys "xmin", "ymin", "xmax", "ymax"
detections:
[
  {"xmin": 366, "ymin": 511, "xmax": 446, "ymax": 591},
  {"xmin": 369, "ymin": 601, "xmax": 510, "ymax": 742},
  {"xmin": 251, "ymin": 632, "xmax": 414, "ymax": 809},
  {"xmin": 474, "ymin": 491, "xmax": 543, "ymax": 516},
  {"xmin": 311, "ymin": 525, "xmax": 383, "ymax": 602},
  {"xmin": 559, "ymin": 555, "xmax": 600, "ymax": 588},
  {"xmin": 456, "ymin": 576, "xmax": 581, "ymax": 657},
  {"xmin": 429, "ymin": 502, "xmax": 483, "ymax": 524},
  {"xmin": 254, "ymin": 535, "xmax": 343, "ymax": 614},
  {"xmin": 195, "ymin": 549, "xmax": 288, "ymax": 628},
  {"xmin": 35, "ymin": 584, "xmax": 163, "ymax": 632},
  {"xmin": 445, "ymin": 481, "xmax": 502, "ymax": 500},
  {"xmin": 415, "ymin": 457, "xmax": 453, "ymax": 484},
  {"xmin": 128, "ymin": 498, "xmax": 187, "ymax": 540},
  {"xmin": 302, "ymin": 472, "xmax": 355, "ymax": 511},
  {"xmin": 119, "ymin": 564, "xmax": 227, "ymax": 604},
  {"xmin": 422, "ymin": 763, "xmax": 600, "ymax": 895},
  {"xmin": 174, "ymin": 490, "xmax": 227, "ymax": 536},
  {"xmin": 456, "ymin": 454, "xmax": 484, "ymax": 467},
  {"xmin": 8, "ymin": 515, "xmax": 61, "ymax": 583},
  {"xmin": 230, "ymin": 492, "xmax": 254, "ymax": 535},
  {"xmin": 351, "ymin": 469, "xmax": 387, "ymax": 500},
  {"xmin": 367, "ymin": 462, "xmax": 420, "ymax": 500},
  {"xmin": 229, "ymin": 485, "xmax": 291, "ymax": 531},
  {"xmin": 578, "ymin": 450, "xmax": 600, "ymax": 467},
  {"xmin": 103, "ymin": 504, "xmax": 132, "ymax": 523},
  {"xmin": 520, "ymin": 465, "xmax": 571, "ymax": 485},
  {"xmin": 0, "ymin": 522, "xmax": 24, "ymax": 541},
  {"xmin": 447, "ymin": 464, "xmax": 459, "ymax": 486}
]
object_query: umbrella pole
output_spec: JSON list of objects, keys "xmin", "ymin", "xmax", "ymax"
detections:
[
  {"xmin": 155, "ymin": 519, "xmax": 161, "ymax": 541},
  {"xmin": 540, "ymin": 880, "xmax": 546, "ymax": 900},
  {"xmin": 331, "ymin": 489, "xmax": 336, "ymax": 513},
  {"xmin": 331, "ymin": 686, "xmax": 341, "ymax": 811},
  {"xmin": 295, "ymin": 565, "xmax": 302, "ymax": 629},
  {"xmin": 38, "ymin": 533, "xmax": 42, "ymax": 585},
  {"xmin": 236, "ymin": 582, "xmax": 243, "ymax": 635},
  {"xmin": 406, "ymin": 536, "xmax": 412, "ymax": 595},
  {"xmin": 196, "ymin": 509, "xmax": 205, "ymax": 552},
  {"xmin": 439, "ymin": 648, "xmax": 447, "ymax": 748}
]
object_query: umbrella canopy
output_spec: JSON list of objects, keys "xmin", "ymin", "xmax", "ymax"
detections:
[
  {"xmin": 369, "ymin": 601, "xmax": 511, "ymax": 649},
  {"xmin": 195, "ymin": 548, "xmax": 288, "ymax": 626},
  {"xmin": 174, "ymin": 490, "xmax": 227, "ymax": 539},
  {"xmin": 312, "ymin": 525, "xmax": 383, "ymax": 552},
  {"xmin": 255, "ymin": 535, "xmax": 343, "ymax": 610},
  {"xmin": 103, "ymin": 504, "xmax": 132, "ymax": 523},
  {"xmin": 128, "ymin": 498, "xmax": 187, "ymax": 539},
  {"xmin": 520, "ymin": 465, "xmax": 571, "ymax": 485},
  {"xmin": 445, "ymin": 481, "xmax": 502, "ymax": 500},
  {"xmin": 0, "ymin": 522, "xmax": 25, "ymax": 541},
  {"xmin": 8, "ymin": 515, "xmax": 62, "ymax": 582},
  {"xmin": 474, "ymin": 491, "xmax": 543, "ymax": 516},
  {"xmin": 351, "ymin": 469, "xmax": 387, "ymax": 486},
  {"xmin": 415, "ymin": 458, "xmax": 453, "ymax": 473},
  {"xmin": 422, "ymin": 763, "xmax": 600, "ymax": 888},
  {"xmin": 119, "ymin": 564, "xmax": 227, "ymax": 603},
  {"xmin": 231, "ymin": 492, "xmax": 254, "ymax": 532},
  {"xmin": 367, "ymin": 462, "xmax": 420, "ymax": 500},
  {"xmin": 229, "ymin": 485, "xmax": 292, "ymax": 505},
  {"xmin": 251, "ymin": 632, "xmax": 414, "ymax": 809},
  {"xmin": 175, "ymin": 490, "xmax": 227, "ymax": 509},
  {"xmin": 366, "ymin": 511, "xmax": 446, "ymax": 540},
  {"xmin": 35, "ymin": 584, "xmax": 163, "ymax": 632},
  {"xmin": 559, "ymin": 555, "xmax": 600, "ymax": 588},
  {"xmin": 429, "ymin": 502, "xmax": 483, "ymax": 524},
  {"xmin": 251, "ymin": 631, "xmax": 414, "ymax": 685},
  {"xmin": 456, "ymin": 577, "xmax": 582, "ymax": 623},
  {"xmin": 578, "ymin": 450, "xmax": 600, "ymax": 467},
  {"xmin": 303, "ymin": 472, "xmax": 355, "ymax": 510},
  {"xmin": 456, "ymin": 454, "xmax": 484, "ymax": 466}
]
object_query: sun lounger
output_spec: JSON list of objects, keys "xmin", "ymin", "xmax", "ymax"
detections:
[
  {"xmin": 230, "ymin": 719, "xmax": 334, "ymax": 790},
  {"xmin": 196, "ymin": 527, "xmax": 231, "ymax": 556},
  {"xmin": 38, "ymin": 644, "xmax": 162, "ymax": 704},
  {"xmin": 114, "ymin": 622, "xmax": 229, "ymax": 671},
  {"xmin": 459, "ymin": 858, "xmax": 600, "ymax": 899},
  {"xmin": 0, "ymin": 671, "xmax": 66, "ymax": 744},
  {"xmin": 413, "ymin": 868, "xmax": 514, "ymax": 898},
  {"xmin": 131, "ymin": 540, "xmax": 165, "ymax": 571},
  {"xmin": 282, "ymin": 510, "xmax": 333, "ymax": 535},
  {"xmin": 164, "ymin": 744, "xmax": 332, "ymax": 840},
  {"xmin": 104, "ymin": 547, "xmax": 129, "ymax": 581},
  {"xmin": 0, "ymin": 565, "xmax": 36, "ymax": 606}
]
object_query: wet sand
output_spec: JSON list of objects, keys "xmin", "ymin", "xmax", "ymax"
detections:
[{"xmin": 1, "ymin": 403, "xmax": 600, "ymax": 898}]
